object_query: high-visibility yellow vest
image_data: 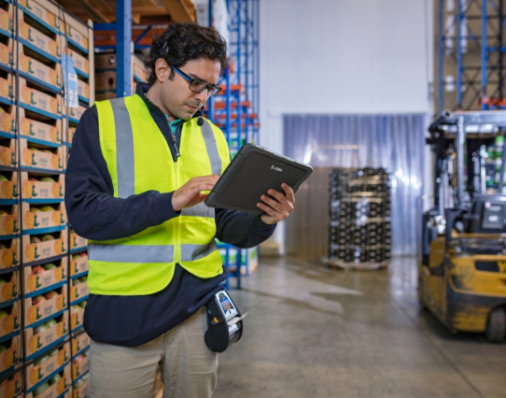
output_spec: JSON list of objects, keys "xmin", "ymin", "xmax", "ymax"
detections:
[{"xmin": 88, "ymin": 94, "xmax": 230, "ymax": 295}]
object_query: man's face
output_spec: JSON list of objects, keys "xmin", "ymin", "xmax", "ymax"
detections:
[{"xmin": 160, "ymin": 57, "xmax": 221, "ymax": 121}]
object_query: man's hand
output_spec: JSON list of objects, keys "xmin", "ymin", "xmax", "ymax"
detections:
[
  {"xmin": 257, "ymin": 183, "xmax": 295, "ymax": 225},
  {"xmin": 172, "ymin": 175, "xmax": 219, "ymax": 212}
]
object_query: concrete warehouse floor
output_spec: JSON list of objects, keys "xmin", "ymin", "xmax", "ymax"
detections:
[{"xmin": 213, "ymin": 257, "xmax": 506, "ymax": 398}]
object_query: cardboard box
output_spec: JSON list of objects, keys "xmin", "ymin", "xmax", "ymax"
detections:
[
  {"xmin": 0, "ymin": 369, "xmax": 23, "ymax": 398},
  {"xmin": 68, "ymin": 104, "xmax": 86, "ymax": 124},
  {"xmin": 70, "ymin": 278, "xmax": 88, "ymax": 303},
  {"xmin": 24, "ymin": 310, "xmax": 68, "ymax": 359},
  {"xmin": 70, "ymin": 304, "xmax": 84, "ymax": 331},
  {"xmin": 0, "ymin": 300, "xmax": 20, "ymax": 339},
  {"xmin": 95, "ymin": 70, "xmax": 116, "ymax": 92},
  {"xmin": 72, "ymin": 376, "xmax": 88, "ymax": 398},
  {"xmin": 64, "ymin": 18, "xmax": 89, "ymax": 53},
  {"xmin": 19, "ymin": 107, "xmax": 62, "ymax": 146},
  {"xmin": 19, "ymin": 77, "xmax": 63, "ymax": 119},
  {"xmin": 69, "ymin": 48, "xmax": 89, "ymax": 77},
  {"xmin": 133, "ymin": 56, "xmax": 147, "ymax": 83},
  {"xmin": 22, "ymin": 227, "xmax": 67, "ymax": 265},
  {"xmin": 71, "ymin": 348, "xmax": 88, "ymax": 381},
  {"xmin": 26, "ymin": 341, "xmax": 70, "ymax": 390},
  {"xmin": 17, "ymin": 0, "xmax": 61, "ymax": 34},
  {"xmin": 22, "ymin": 201, "xmax": 66, "ymax": 233},
  {"xmin": 0, "ymin": 135, "xmax": 17, "ymax": 168},
  {"xmin": 0, "ymin": 270, "xmax": 19, "ymax": 303},
  {"xmin": 0, "ymin": 204, "xmax": 20, "ymax": 236},
  {"xmin": 94, "ymin": 52, "xmax": 116, "ymax": 70},
  {"xmin": 23, "ymin": 285, "xmax": 67, "ymax": 327},
  {"xmin": 21, "ymin": 172, "xmax": 64, "ymax": 202},
  {"xmin": 26, "ymin": 362, "xmax": 71, "ymax": 398},
  {"xmin": 68, "ymin": 127, "xmax": 76, "ymax": 144},
  {"xmin": 69, "ymin": 230, "xmax": 86, "ymax": 252},
  {"xmin": 20, "ymin": 138, "xmax": 64, "ymax": 171},
  {"xmin": 0, "ymin": 104, "xmax": 16, "ymax": 138},
  {"xmin": 17, "ymin": 11, "xmax": 61, "ymax": 63},
  {"xmin": 0, "ymin": 237, "xmax": 20, "ymax": 270},
  {"xmin": 95, "ymin": 91, "xmax": 115, "ymax": 101},
  {"xmin": 17, "ymin": 46, "xmax": 63, "ymax": 92},
  {"xmin": 77, "ymin": 79, "xmax": 89, "ymax": 102},
  {"xmin": 71, "ymin": 332, "xmax": 89, "ymax": 357},
  {"xmin": 0, "ymin": 2, "xmax": 14, "ymax": 38},
  {"xmin": 95, "ymin": 53, "xmax": 147, "ymax": 80},
  {"xmin": 0, "ymin": 170, "xmax": 19, "ymax": 202},
  {"xmin": 23, "ymin": 257, "xmax": 68, "ymax": 295},
  {"xmin": 0, "ymin": 334, "xmax": 20, "ymax": 374},
  {"xmin": 0, "ymin": 37, "xmax": 14, "ymax": 70},
  {"xmin": 0, "ymin": 71, "xmax": 15, "ymax": 104},
  {"xmin": 70, "ymin": 252, "xmax": 87, "ymax": 277}
]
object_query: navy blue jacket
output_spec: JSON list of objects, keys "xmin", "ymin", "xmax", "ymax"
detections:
[{"xmin": 65, "ymin": 84, "xmax": 275, "ymax": 346}]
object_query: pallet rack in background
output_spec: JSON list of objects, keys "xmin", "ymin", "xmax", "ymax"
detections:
[
  {"xmin": 207, "ymin": 0, "xmax": 260, "ymax": 283},
  {"xmin": 0, "ymin": 0, "xmax": 93, "ymax": 396},
  {"xmin": 438, "ymin": 0, "xmax": 506, "ymax": 111}
]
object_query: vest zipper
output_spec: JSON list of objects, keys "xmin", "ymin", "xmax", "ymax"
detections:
[
  {"xmin": 173, "ymin": 127, "xmax": 182, "ymax": 264},
  {"xmin": 165, "ymin": 115, "xmax": 181, "ymax": 162}
]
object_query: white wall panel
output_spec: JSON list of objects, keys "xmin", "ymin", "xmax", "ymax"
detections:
[
  {"xmin": 258, "ymin": 0, "xmax": 433, "ymax": 252},
  {"xmin": 259, "ymin": 0, "xmax": 432, "ymax": 152}
]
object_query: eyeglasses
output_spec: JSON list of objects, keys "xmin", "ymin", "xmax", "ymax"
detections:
[{"xmin": 171, "ymin": 66, "xmax": 222, "ymax": 97}]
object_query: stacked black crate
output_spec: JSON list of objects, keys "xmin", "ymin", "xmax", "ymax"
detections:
[{"xmin": 328, "ymin": 168, "xmax": 391, "ymax": 269}]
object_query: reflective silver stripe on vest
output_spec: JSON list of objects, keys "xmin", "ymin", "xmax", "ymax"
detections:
[
  {"xmin": 201, "ymin": 120, "xmax": 222, "ymax": 175},
  {"xmin": 111, "ymin": 98, "xmax": 135, "ymax": 198},
  {"xmin": 88, "ymin": 244, "xmax": 174, "ymax": 263},
  {"xmin": 181, "ymin": 202, "xmax": 215, "ymax": 218},
  {"xmin": 180, "ymin": 241, "xmax": 218, "ymax": 262}
]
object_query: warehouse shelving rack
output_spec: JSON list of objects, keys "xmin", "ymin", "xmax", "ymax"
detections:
[
  {"xmin": 0, "ymin": 0, "xmax": 92, "ymax": 395},
  {"xmin": 438, "ymin": 0, "xmax": 506, "ymax": 111},
  {"xmin": 206, "ymin": 0, "xmax": 260, "ymax": 283}
]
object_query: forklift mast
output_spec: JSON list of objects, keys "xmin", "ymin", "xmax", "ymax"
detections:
[
  {"xmin": 428, "ymin": 110, "xmax": 506, "ymax": 207},
  {"xmin": 422, "ymin": 110, "xmax": 506, "ymax": 266}
]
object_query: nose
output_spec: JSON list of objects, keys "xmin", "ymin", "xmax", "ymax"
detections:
[{"xmin": 194, "ymin": 89, "xmax": 209, "ymax": 104}]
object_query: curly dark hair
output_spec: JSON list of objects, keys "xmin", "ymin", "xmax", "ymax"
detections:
[{"xmin": 147, "ymin": 23, "xmax": 227, "ymax": 85}]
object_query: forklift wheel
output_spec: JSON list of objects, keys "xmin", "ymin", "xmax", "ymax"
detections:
[{"xmin": 486, "ymin": 307, "xmax": 506, "ymax": 342}]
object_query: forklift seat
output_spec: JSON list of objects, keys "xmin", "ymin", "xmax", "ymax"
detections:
[{"xmin": 466, "ymin": 194, "xmax": 506, "ymax": 234}]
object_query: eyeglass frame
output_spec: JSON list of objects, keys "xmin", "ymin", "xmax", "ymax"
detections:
[{"xmin": 171, "ymin": 65, "xmax": 222, "ymax": 97}]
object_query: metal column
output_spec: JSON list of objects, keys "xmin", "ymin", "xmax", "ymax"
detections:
[{"xmin": 116, "ymin": 0, "xmax": 132, "ymax": 97}]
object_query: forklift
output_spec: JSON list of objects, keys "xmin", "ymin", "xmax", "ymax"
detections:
[{"xmin": 420, "ymin": 110, "xmax": 506, "ymax": 342}]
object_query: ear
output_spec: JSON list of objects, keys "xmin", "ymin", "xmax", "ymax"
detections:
[{"xmin": 155, "ymin": 58, "xmax": 171, "ymax": 83}]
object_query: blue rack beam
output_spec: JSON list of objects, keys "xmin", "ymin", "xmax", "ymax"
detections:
[{"xmin": 116, "ymin": 0, "xmax": 132, "ymax": 98}]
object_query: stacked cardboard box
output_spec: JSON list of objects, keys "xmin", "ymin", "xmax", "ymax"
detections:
[
  {"xmin": 95, "ymin": 52, "xmax": 147, "ymax": 101},
  {"xmin": 0, "ymin": 0, "xmax": 93, "ymax": 395}
]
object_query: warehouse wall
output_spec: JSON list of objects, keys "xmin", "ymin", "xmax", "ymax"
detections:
[{"xmin": 258, "ymin": 0, "xmax": 434, "ymax": 253}]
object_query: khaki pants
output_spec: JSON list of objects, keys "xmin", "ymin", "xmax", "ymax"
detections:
[{"xmin": 88, "ymin": 307, "xmax": 218, "ymax": 398}]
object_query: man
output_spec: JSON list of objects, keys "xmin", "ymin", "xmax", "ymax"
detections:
[{"xmin": 65, "ymin": 23, "xmax": 295, "ymax": 397}]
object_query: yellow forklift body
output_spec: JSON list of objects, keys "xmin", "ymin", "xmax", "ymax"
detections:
[{"xmin": 421, "ymin": 235, "xmax": 506, "ymax": 333}]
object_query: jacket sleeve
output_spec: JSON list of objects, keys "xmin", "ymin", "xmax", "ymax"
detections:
[
  {"xmin": 65, "ymin": 106, "xmax": 180, "ymax": 241},
  {"xmin": 215, "ymin": 209, "xmax": 276, "ymax": 248}
]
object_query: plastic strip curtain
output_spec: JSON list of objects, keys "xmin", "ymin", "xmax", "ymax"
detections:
[{"xmin": 283, "ymin": 114, "xmax": 426, "ymax": 256}]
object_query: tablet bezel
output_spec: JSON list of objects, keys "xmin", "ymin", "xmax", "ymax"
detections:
[{"xmin": 205, "ymin": 144, "xmax": 313, "ymax": 215}]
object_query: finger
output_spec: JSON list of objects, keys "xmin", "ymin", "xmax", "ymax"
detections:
[
  {"xmin": 189, "ymin": 177, "xmax": 217, "ymax": 186},
  {"xmin": 256, "ymin": 202, "xmax": 279, "ymax": 218},
  {"xmin": 267, "ymin": 190, "xmax": 294, "ymax": 213},
  {"xmin": 267, "ymin": 189, "xmax": 289, "ymax": 205},
  {"xmin": 281, "ymin": 183, "xmax": 295, "ymax": 203},
  {"xmin": 189, "ymin": 184, "xmax": 215, "ymax": 195},
  {"xmin": 260, "ymin": 195, "xmax": 284, "ymax": 213}
]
